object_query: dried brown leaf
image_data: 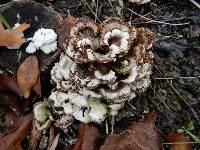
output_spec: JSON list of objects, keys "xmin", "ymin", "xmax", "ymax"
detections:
[
  {"xmin": 0, "ymin": 75, "xmax": 23, "ymax": 97},
  {"xmin": 11, "ymin": 143, "xmax": 22, "ymax": 150},
  {"xmin": 67, "ymin": 123, "xmax": 100, "ymax": 150},
  {"xmin": 32, "ymin": 76, "xmax": 41, "ymax": 97},
  {"xmin": 57, "ymin": 16, "xmax": 77, "ymax": 49},
  {"xmin": 4, "ymin": 108, "xmax": 23, "ymax": 134},
  {"xmin": 0, "ymin": 113, "xmax": 33, "ymax": 150},
  {"xmin": 47, "ymin": 127, "xmax": 56, "ymax": 149},
  {"xmin": 17, "ymin": 56, "xmax": 39, "ymax": 98},
  {"xmin": 29, "ymin": 124, "xmax": 42, "ymax": 150},
  {"xmin": 100, "ymin": 112, "xmax": 161, "ymax": 150},
  {"xmin": 0, "ymin": 92, "xmax": 21, "ymax": 115},
  {"xmin": 0, "ymin": 22, "xmax": 30, "ymax": 47},
  {"xmin": 164, "ymin": 134, "xmax": 192, "ymax": 150},
  {"xmin": 143, "ymin": 111, "xmax": 157, "ymax": 123},
  {"xmin": 48, "ymin": 133, "xmax": 60, "ymax": 150}
]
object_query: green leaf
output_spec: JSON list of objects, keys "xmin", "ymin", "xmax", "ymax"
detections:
[
  {"xmin": 187, "ymin": 131, "xmax": 200, "ymax": 144},
  {"xmin": 177, "ymin": 128, "xmax": 185, "ymax": 133},
  {"xmin": 0, "ymin": 12, "xmax": 11, "ymax": 29},
  {"xmin": 187, "ymin": 121, "xmax": 194, "ymax": 130}
]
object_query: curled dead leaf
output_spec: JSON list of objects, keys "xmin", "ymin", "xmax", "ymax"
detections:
[
  {"xmin": 143, "ymin": 111, "xmax": 157, "ymax": 123},
  {"xmin": 0, "ymin": 113, "xmax": 33, "ymax": 150},
  {"xmin": 57, "ymin": 16, "xmax": 77, "ymax": 49},
  {"xmin": 0, "ymin": 75, "xmax": 23, "ymax": 97},
  {"xmin": 17, "ymin": 56, "xmax": 39, "ymax": 98},
  {"xmin": 0, "ymin": 92, "xmax": 21, "ymax": 115},
  {"xmin": 4, "ymin": 108, "xmax": 23, "ymax": 135},
  {"xmin": 66, "ymin": 113, "xmax": 161, "ymax": 150},
  {"xmin": 32, "ymin": 77, "xmax": 41, "ymax": 97},
  {"xmin": 100, "ymin": 112, "xmax": 161, "ymax": 150},
  {"xmin": 29, "ymin": 124, "xmax": 42, "ymax": 150},
  {"xmin": 100, "ymin": 123, "xmax": 161, "ymax": 150},
  {"xmin": 11, "ymin": 143, "xmax": 23, "ymax": 150},
  {"xmin": 164, "ymin": 134, "xmax": 192, "ymax": 150},
  {"xmin": 66, "ymin": 123, "xmax": 100, "ymax": 150},
  {"xmin": 0, "ymin": 22, "xmax": 30, "ymax": 47}
]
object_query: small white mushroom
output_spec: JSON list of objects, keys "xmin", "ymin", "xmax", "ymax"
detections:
[
  {"xmin": 26, "ymin": 28, "xmax": 57, "ymax": 54},
  {"xmin": 33, "ymin": 102, "xmax": 54, "ymax": 131}
]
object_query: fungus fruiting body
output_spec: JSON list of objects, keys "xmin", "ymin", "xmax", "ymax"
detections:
[
  {"xmin": 26, "ymin": 28, "xmax": 57, "ymax": 54},
  {"xmin": 49, "ymin": 17, "xmax": 155, "ymax": 129},
  {"xmin": 33, "ymin": 102, "xmax": 54, "ymax": 131}
]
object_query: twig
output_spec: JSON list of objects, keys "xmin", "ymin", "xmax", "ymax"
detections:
[
  {"xmin": 163, "ymin": 141, "xmax": 198, "ymax": 145},
  {"xmin": 189, "ymin": 0, "xmax": 200, "ymax": 9},
  {"xmin": 149, "ymin": 85, "xmax": 173, "ymax": 113},
  {"xmin": 155, "ymin": 66, "xmax": 200, "ymax": 125},
  {"xmin": 105, "ymin": 118, "xmax": 109, "ymax": 134},
  {"xmin": 111, "ymin": 115, "xmax": 115, "ymax": 134},
  {"xmin": 81, "ymin": 0, "xmax": 101, "ymax": 23},
  {"xmin": 154, "ymin": 76, "xmax": 200, "ymax": 80},
  {"xmin": 124, "ymin": 8, "xmax": 190, "ymax": 26},
  {"xmin": 95, "ymin": 0, "xmax": 99, "ymax": 22}
]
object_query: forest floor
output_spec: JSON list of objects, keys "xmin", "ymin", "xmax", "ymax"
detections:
[{"xmin": 0, "ymin": 0, "xmax": 200, "ymax": 149}]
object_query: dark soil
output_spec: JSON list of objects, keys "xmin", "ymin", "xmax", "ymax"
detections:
[
  {"xmin": 50, "ymin": 0, "xmax": 200, "ymax": 149},
  {"xmin": 1, "ymin": 0, "xmax": 200, "ymax": 149}
]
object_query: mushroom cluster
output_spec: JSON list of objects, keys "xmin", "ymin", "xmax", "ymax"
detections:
[{"xmin": 49, "ymin": 17, "xmax": 155, "ymax": 129}]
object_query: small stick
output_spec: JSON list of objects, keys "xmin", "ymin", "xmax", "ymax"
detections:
[
  {"xmin": 155, "ymin": 66, "xmax": 200, "ymax": 125},
  {"xmin": 154, "ymin": 76, "xmax": 200, "ymax": 80},
  {"xmin": 189, "ymin": 0, "xmax": 200, "ymax": 9},
  {"xmin": 125, "ymin": 8, "xmax": 190, "ymax": 26},
  {"xmin": 105, "ymin": 118, "xmax": 109, "ymax": 134},
  {"xmin": 81, "ymin": 0, "xmax": 101, "ymax": 23},
  {"xmin": 111, "ymin": 115, "xmax": 115, "ymax": 134},
  {"xmin": 163, "ymin": 141, "xmax": 198, "ymax": 145}
]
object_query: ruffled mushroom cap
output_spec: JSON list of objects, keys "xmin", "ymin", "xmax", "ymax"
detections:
[
  {"xmin": 33, "ymin": 102, "xmax": 54, "ymax": 131},
  {"xmin": 65, "ymin": 19, "xmax": 99, "ymax": 63},
  {"xmin": 65, "ymin": 17, "xmax": 137, "ymax": 64},
  {"xmin": 100, "ymin": 18, "xmax": 136, "ymax": 55},
  {"xmin": 50, "ymin": 17, "xmax": 155, "ymax": 128},
  {"xmin": 92, "ymin": 18, "xmax": 137, "ymax": 63}
]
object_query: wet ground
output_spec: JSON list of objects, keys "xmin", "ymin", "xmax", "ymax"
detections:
[
  {"xmin": 49, "ymin": 0, "xmax": 200, "ymax": 148},
  {"xmin": 1, "ymin": 0, "xmax": 200, "ymax": 149}
]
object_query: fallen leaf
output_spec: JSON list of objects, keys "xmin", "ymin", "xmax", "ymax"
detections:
[
  {"xmin": 29, "ymin": 124, "xmax": 42, "ymax": 150},
  {"xmin": 0, "ymin": 22, "xmax": 30, "ymax": 47},
  {"xmin": 143, "ymin": 111, "xmax": 157, "ymax": 123},
  {"xmin": 11, "ymin": 143, "xmax": 23, "ymax": 150},
  {"xmin": 4, "ymin": 108, "xmax": 23, "ymax": 134},
  {"xmin": 32, "ymin": 76, "xmax": 41, "ymax": 97},
  {"xmin": 48, "ymin": 133, "xmax": 60, "ymax": 150},
  {"xmin": 57, "ymin": 16, "xmax": 77, "ymax": 49},
  {"xmin": 0, "ymin": 75, "xmax": 23, "ymax": 97},
  {"xmin": 0, "ymin": 92, "xmax": 21, "ymax": 115},
  {"xmin": 164, "ymin": 134, "xmax": 192, "ymax": 150},
  {"xmin": 0, "ymin": 113, "xmax": 33, "ymax": 150},
  {"xmin": 100, "ymin": 112, "xmax": 161, "ymax": 150},
  {"xmin": 47, "ymin": 127, "xmax": 56, "ymax": 149},
  {"xmin": 66, "ymin": 123, "xmax": 100, "ymax": 150},
  {"xmin": 17, "ymin": 56, "xmax": 39, "ymax": 98}
]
